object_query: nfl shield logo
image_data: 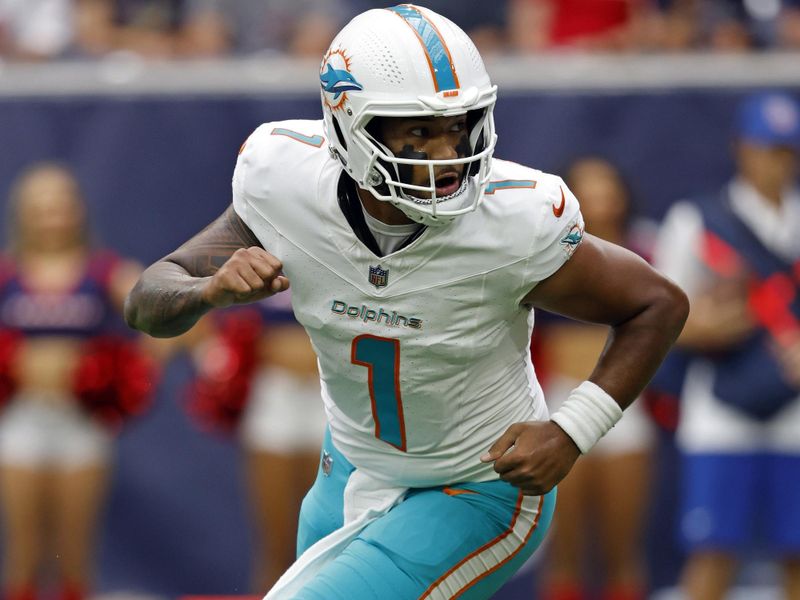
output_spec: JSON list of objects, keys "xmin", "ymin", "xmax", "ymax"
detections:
[
  {"xmin": 321, "ymin": 450, "xmax": 333, "ymax": 477},
  {"xmin": 368, "ymin": 264, "xmax": 389, "ymax": 288}
]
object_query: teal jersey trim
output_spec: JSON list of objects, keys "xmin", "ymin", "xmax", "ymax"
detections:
[
  {"xmin": 486, "ymin": 180, "xmax": 538, "ymax": 195},
  {"xmin": 271, "ymin": 127, "xmax": 325, "ymax": 148}
]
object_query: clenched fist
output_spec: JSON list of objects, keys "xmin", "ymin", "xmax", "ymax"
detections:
[
  {"xmin": 480, "ymin": 421, "xmax": 581, "ymax": 496},
  {"xmin": 201, "ymin": 247, "xmax": 290, "ymax": 308}
]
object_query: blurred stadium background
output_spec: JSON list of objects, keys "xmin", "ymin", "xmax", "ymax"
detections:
[{"xmin": 1, "ymin": 1, "xmax": 799, "ymax": 599}]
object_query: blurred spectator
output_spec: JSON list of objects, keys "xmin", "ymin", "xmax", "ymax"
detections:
[
  {"xmin": 654, "ymin": 0, "xmax": 800, "ymax": 51},
  {"xmin": 691, "ymin": 0, "xmax": 753, "ymax": 50},
  {"xmin": 778, "ymin": 1, "xmax": 800, "ymax": 47},
  {"xmin": 505, "ymin": 0, "xmax": 800, "ymax": 53},
  {"xmin": 508, "ymin": 0, "xmax": 657, "ymax": 52},
  {"xmin": 355, "ymin": 0, "xmax": 509, "ymax": 54},
  {"xmin": 653, "ymin": 92, "xmax": 800, "ymax": 600},
  {"xmin": 12, "ymin": 0, "xmax": 800, "ymax": 60},
  {"xmin": 74, "ymin": 0, "xmax": 227, "ymax": 58},
  {"xmin": 0, "ymin": 163, "xmax": 153, "ymax": 600},
  {"xmin": 656, "ymin": 0, "xmax": 756, "ymax": 50},
  {"xmin": 178, "ymin": 0, "xmax": 357, "ymax": 58},
  {"xmin": 0, "ymin": 0, "xmax": 74, "ymax": 60},
  {"xmin": 539, "ymin": 158, "xmax": 655, "ymax": 600}
]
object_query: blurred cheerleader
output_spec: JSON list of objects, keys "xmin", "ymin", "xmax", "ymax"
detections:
[
  {"xmin": 538, "ymin": 158, "xmax": 656, "ymax": 600},
  {"xmin": 0, "ymin": 163, "xmax": 153, "ymax": 600},
  {"xmin": 241, "ymin": 293, "xmax": 326, "ymax": 591},
  {"xmin": 187, "ymin": 291, "xmax": 326, "ymax": 591}
]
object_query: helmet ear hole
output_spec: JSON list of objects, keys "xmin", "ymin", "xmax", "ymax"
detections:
[
  {"xmin": 332, "ymin": 116, "xmax": 347, "ymax": 151},
  {"xmin": 467, "ymin": 108, "xmax": 487, "ymax": 177},
  {"xmin": 364, "ymin": 116, "xmax": 382, "ymax": 141},
  {"xmin": 364, "ymin": 117, "xmax": 401, "ymax": 193}
]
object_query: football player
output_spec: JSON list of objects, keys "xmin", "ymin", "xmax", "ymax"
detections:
[{"xmin": 125, "ymin": 5, "xmax": 688, "ymax": 599}]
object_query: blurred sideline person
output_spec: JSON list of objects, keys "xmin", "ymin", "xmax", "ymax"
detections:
[
  {"xmin": 654, "ymin": 92, "xmax": 800, "ymax": 600},
  {"xmin": 540, "ymin": 159, "xmax": 654, "ymax": 600},
  {"xmin": 0, "ymin": 164, "xmax": 147, "ymax": 600},
  {"xmin": 125, "ymin": 5, "xmax": 688, "ymax": 598},
  {"xmin": 240, "ymin": 292, "xmax": 327, "ymax": 591}
]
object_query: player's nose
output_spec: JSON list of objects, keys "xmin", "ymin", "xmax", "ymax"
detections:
[{"xmin": 427, "ymin": 134, "xmax": 459, "ymax": 161}]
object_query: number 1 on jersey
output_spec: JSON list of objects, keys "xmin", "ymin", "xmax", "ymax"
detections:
[{"xmin": 351, "ymin": 335, "xmax": 407, "ymax": 452}]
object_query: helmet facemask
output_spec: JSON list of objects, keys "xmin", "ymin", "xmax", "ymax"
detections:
[{"xmin": 350, "ymin": 105, "xmax": 496, "ymax": 226}]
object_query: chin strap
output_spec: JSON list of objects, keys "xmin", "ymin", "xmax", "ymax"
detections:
[{"xmin": 392, "ymin": 202, "xmax": 448, "ymax": 226}]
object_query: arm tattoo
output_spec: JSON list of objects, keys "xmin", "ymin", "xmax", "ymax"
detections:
[
  {"xmin": 124, "ymin": 206, "xmax": 262, "ymax": 337},
  {"xmin": 169, "ymin": 205, "xmax": 263, "ymax": 277}
]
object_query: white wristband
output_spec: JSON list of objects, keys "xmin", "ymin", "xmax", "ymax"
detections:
[{"xmin": 550, "ymin": 381, "xmax": 623, "ymax": 454}]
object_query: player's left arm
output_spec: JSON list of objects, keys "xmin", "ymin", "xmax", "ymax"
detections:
[
  {"xmin": 528, "ymin": 233, "xmax": 688, "ymax": 407},
  {"xmin": 482, "ymin": 234, "xmax": 689, "ymax": 495}
]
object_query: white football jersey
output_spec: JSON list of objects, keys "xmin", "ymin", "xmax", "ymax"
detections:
[{"xmin": 233, "ymin": 119, "xmax": 584, "ymax": 487}]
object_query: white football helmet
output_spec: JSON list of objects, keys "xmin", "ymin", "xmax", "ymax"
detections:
[{"xmin": 320, "ymin": 4, "xmax": 498, "ymax": 226}]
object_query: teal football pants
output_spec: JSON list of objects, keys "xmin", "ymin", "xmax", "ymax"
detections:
[{"xmin": 294, "ymin": 429, "xmax": 556, "ymax": 599}]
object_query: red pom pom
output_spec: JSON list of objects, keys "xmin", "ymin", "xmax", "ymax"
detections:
[
  {"xmin": 642, "ymin": 388, "xmax": 680, "ymax": 432},
  {"xmin": 73, "ymin": 336, "xmax": 158, "ymax": 429},
  {"xmin": 184, "ymin": 309, "xmax": 263, "ymax": 434},
  {"xmin": 0, "ymin": 330, "xmax": 20, "ymax": 408}
]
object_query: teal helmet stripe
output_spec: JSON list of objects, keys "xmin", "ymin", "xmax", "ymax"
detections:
[{"xmin": 387, "ymin": 5, "xmax": 459, "ymax": 92}]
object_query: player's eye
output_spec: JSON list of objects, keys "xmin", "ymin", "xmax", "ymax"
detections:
[
  {"xmin": 450, "ymin": 120, "xmax": 466, "ymax": 132},
  {"xmin": 410, "ymin": 127, "xmax": 429, "ymax": 137}
]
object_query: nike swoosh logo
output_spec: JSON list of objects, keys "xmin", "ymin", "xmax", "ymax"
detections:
[{"xmin": 553, "ymin": 187, "xmax": 566, "ymax": 218}]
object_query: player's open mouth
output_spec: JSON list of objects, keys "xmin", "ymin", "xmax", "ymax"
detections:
[{"xmin": 435, "ymin": 171, "xmax": 462, "ymax": 196}]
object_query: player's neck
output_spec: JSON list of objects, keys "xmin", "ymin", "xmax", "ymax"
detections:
[{"xmin": 356, "ymin": 187, "xmax": 416, "ymax": 226}]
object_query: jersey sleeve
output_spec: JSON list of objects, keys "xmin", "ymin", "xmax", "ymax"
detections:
[
  {"xmin": 231, "ymin": 123, "xmax": 271, "ymax": 234},
  {"xmin": 524, "ymin": 175, "xmax": 585, "ymax": 284},
  {"xmin": 231, "ymin": 120, "xmax": 327, "ymax": 251}
]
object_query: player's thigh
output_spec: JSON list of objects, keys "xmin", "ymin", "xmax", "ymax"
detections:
[
  {"xmin": 296, "ymin": 428, "xmax": 354, "ymax": 558},
  {"xmin": 295, "ymin": 481, "xmax": 556, "ymax": 600}
]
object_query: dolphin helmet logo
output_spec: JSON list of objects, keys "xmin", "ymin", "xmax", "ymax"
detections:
[
  {"xmin": 320, "ymin": 63, "xmax": 363, "ymax": 99},
  {"xmin": 320, "ymin": 48, "xmax": 362, "ymax": 110}
]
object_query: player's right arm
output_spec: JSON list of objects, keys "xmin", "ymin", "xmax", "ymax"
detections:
[{"xmin": 124, "ymin": 206, "xmax": 289, "ymax": 338}]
